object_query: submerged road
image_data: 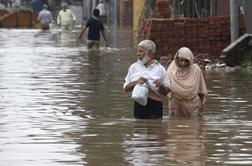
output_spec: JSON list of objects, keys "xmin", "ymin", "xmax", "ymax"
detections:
[{"xmin": 0, "ymin": 28, "xmax": 252, "ymax": 166}]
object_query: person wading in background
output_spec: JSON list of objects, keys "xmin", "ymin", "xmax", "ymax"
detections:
[
  {"xmin": 57, "ymin": 3, "xmax": 76, "ymax": 31},
  {"xmin": 78, "ymin": 9, "xmax": 108, "ymax": 49},
  {"xmin": 96, "ymin": 0, "xmax": 106, "ymax": 24},
  {"xmin": 37, "ymin": 4, "xmax": 53, "ymax": 30}
]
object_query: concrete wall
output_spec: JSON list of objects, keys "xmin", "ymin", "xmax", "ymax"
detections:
[{"xmin": 133, "ymin": 0, "xmax": 145, "ymax": 35}]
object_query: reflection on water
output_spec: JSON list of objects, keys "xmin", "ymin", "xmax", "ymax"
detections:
[
  {"xmin": 0, "ymin": 28, "xmax": 252, "ymax": 166},
  {"xmin": 123, "ymin": 117, "xmax": 205, "ymax": 166},
  {"xmin": 166, "ymin": 117, "xmax": 205, "ymax": 166},
  {"xmin": 124, "ymin": 120, "xmax": 170, "ymax": 165}
]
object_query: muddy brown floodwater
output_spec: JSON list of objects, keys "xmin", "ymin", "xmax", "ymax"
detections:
[{"xmin": 0, "ymin": 28, "xmax": 252, "ymax": 166}]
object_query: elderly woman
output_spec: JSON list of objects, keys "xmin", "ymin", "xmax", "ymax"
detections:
[
  {"xmin": 123, "ymin": 40, "xmax": 170, "ymax": 119},
  {"xmin": 167, "ymin": 47, "xmax": 208, "ymax": 116}
]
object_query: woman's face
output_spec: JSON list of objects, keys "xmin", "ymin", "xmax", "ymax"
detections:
[{"xmin": 177, "ymin": 57, "xmax": 190, "ymax": 68}]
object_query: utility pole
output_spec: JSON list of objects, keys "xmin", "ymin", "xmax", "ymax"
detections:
[
  {"xmin": 111, "ymin": 0, "xmax": 117, "ymax": 26},
  {"xmin": 82, "ymin": 0, "xmax": 93, "ymax": 24},
  {"xmin": 230, "ymin": 0, "xmax": 239, "ymax": 42},
  {"xmin": 82, "ymin": 0, "xmax": 85, "ymax": 25}
]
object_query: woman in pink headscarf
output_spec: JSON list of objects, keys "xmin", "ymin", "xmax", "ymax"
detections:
[{"xmin": 167, "ymin": 47, "xmax": 208, "ymax": 116}]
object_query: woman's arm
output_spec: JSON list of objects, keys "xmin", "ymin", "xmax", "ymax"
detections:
[{"xmin": 154, "ymin": 79, "xmax": 170, "ymax": 96}]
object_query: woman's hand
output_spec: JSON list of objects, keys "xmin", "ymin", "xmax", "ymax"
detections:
[{"xmin": 154, "ymin": 79, "xmax": 170, "ymax": 95}]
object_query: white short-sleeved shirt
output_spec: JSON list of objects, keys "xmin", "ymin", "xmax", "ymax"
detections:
[
  {"xmin": 57, "ymin": 9, "xmax": 76, "ymax": 25},
  {"xmin": 123, "ymin": 61, "xmax": 170, "ymax": 96}
]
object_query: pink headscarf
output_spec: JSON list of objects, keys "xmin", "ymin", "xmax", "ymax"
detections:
[{"xmin": 167, "ymin": 47, "xmax": 208, "ymax": 103}]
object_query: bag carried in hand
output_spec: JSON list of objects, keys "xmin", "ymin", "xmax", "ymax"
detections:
[{"xmin": 131, "ymin": 84, "xmax": 149, "ymax": 106}]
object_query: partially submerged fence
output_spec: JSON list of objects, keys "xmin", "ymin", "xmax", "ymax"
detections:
[{"xmin": 0, "ymin": 9, "xmax": 38, "ymax": 28}]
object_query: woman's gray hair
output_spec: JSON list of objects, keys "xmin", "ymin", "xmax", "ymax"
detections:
[{"xmin": 138, "ymin": 40, "xmax": 156, "ymax": 54}]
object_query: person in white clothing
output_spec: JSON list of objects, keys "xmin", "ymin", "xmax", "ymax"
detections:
[
  {"xmin": 14, "ymin": 0, "xmax": 21, "ymax": 8},
  {"xmin": 96, "ymin": 0, "xmax": 106, "ymax": 24},
  {"xmin": 57, "ymin": 3, "xmax": 76, "ymax": 31},
  {"xmin": 123, "ymin": 40, "xmax": 170, "ymax": 119}
]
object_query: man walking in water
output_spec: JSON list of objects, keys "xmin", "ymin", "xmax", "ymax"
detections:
[
  {"xmin": 57, "ymin": 3, "xmax": 76, "ymax": 31},
  {"xmin": 37, "ymin": 4, "xmax": 53, "ymax": 30},
  {"xmin": 78, "ymin": 9, "xmax": 108, "ymax": 49}
]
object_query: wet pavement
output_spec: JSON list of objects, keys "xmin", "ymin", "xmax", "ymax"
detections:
[{"xmin": 0, "ymin": 28, "xmax": 252, "ymax": 166}]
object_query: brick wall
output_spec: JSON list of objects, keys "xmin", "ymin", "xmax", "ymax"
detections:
[{"xmin": 138, "ymin": 0, "xmax": 246, "ymax": 60}]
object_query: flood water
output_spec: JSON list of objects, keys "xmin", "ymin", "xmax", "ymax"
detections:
[{"xmin": 0, "ymin": 28, "xmax": 252, "ymax": 166}]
